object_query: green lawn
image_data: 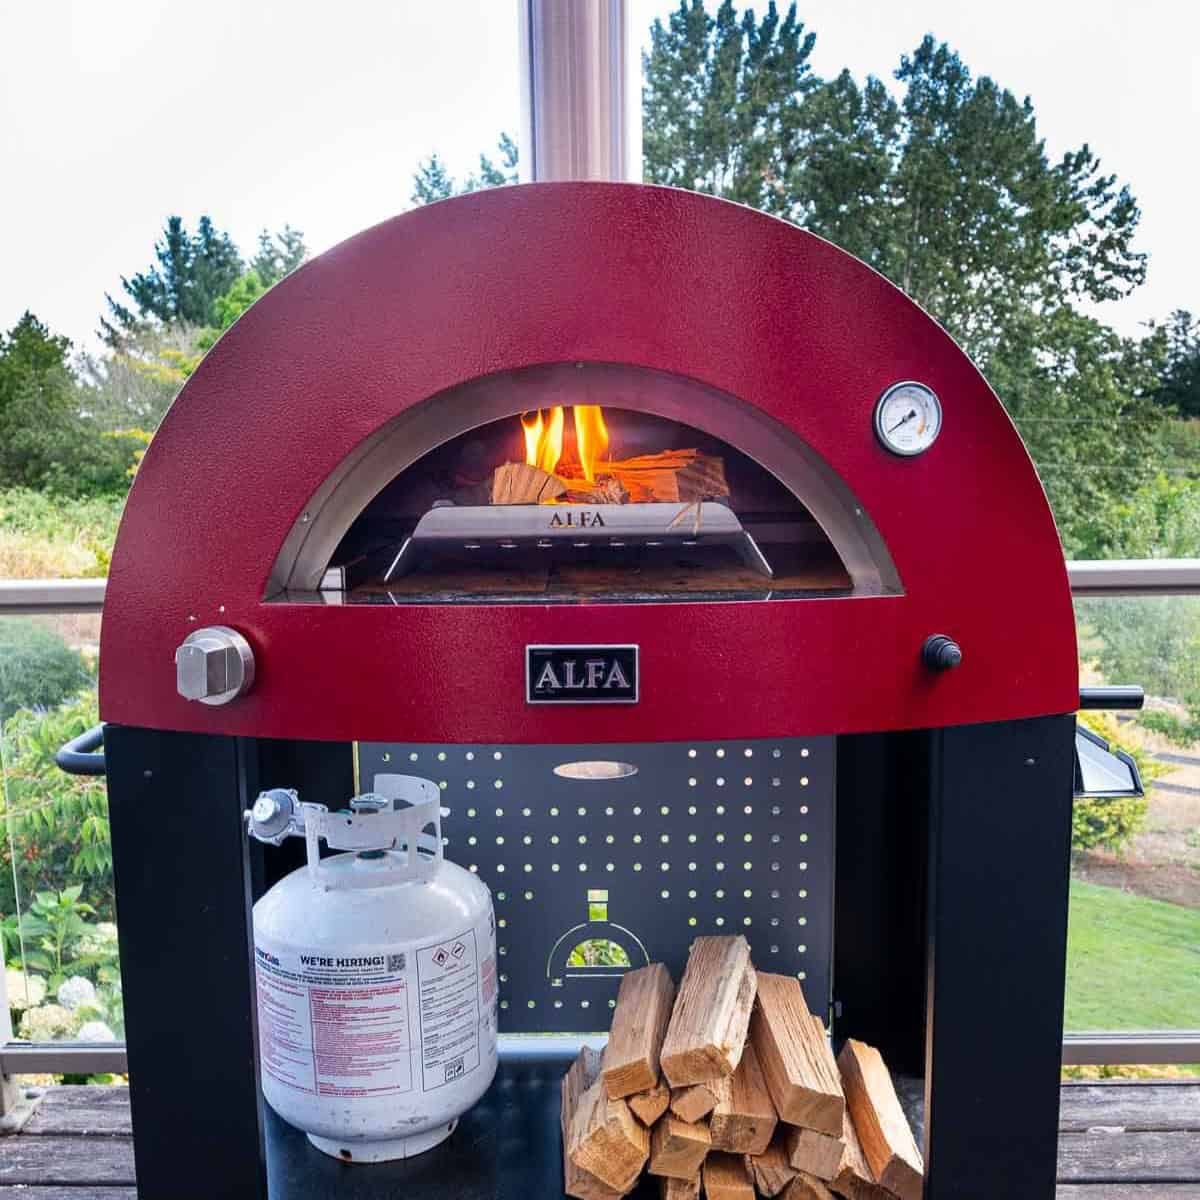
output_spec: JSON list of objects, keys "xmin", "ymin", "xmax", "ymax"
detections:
[{"xmin": 1065, "ymin": 878, "xmax": 1200, "ymax": 1032}]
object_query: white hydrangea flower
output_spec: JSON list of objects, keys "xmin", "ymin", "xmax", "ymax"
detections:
[
  {"xmin": 18, "ymin": 1003, "xmax": 79, "ymax": 1041},
  {"xmin": 78, "ymin": 922, "xmax": 119, "ymax": 956},
  {"xmin": 5, "ymin": 968, "xmax": 47, "ymax": 1010},
  {"xmin": 57, "ymin": 976, "xmax": 98, "ymax": 1011},
  {"xmin": 76, "ymin": 1020, "xmax": 116, "ymax": 1042}
]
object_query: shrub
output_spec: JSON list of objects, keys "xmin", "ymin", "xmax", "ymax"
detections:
[
  {"xmin": 0, "ymin": 487, "xmax": 123, "ymax": 579},
  {"xmin": 0, "ymin": 619, "xmax": 91, "ymax": 718},
  {"xmin": 1073, "ymin": 712, "xmax": 1161, "ymax": 854}
]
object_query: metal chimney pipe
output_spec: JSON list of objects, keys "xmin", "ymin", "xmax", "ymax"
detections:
[{"xmin": 517, "ymin": 0, "xmax": 641, "ymax": 183}]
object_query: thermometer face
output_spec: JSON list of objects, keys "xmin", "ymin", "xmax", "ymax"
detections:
[{"xmin": 874, "ymin": 381, "xmax": 942, "ymax": 456}]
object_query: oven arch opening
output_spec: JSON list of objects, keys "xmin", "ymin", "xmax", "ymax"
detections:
[{"xmin": 266, "ymin": 362, "xmax": 901, "ymax": 603}]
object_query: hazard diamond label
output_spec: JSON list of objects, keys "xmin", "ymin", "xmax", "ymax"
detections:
[
  {"xmin": 431, "ymin": 947, "xmax": 449, "ymax": 968},
  {"xmin": 451, "ymin": 941, "xmax": 466, "ymax": 959}
]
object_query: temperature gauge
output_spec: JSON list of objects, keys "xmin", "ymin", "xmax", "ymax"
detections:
[{"xmin": 874, "ymin": 381, "xmax": 942, "ymax": 456}]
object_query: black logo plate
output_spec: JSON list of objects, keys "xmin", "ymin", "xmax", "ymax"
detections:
[{"xmin": 526, "ymin": 645, "xmax": 638, "ymax": 705}]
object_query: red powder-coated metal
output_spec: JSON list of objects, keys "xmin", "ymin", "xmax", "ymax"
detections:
[{"xmin": 99, "ymin": 183, "xmax": 1077, "ymax": 742}]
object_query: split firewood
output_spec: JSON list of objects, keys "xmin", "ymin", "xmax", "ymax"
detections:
[
  {"xmin": 782, "ymin": 1172, "xmax": 836, "ymax": 1200},
  {"xmin": 745, "ymin": 1129, "xmax": 797, "ymax": 1196},
  {"xmin": 491, "ymin": 461, "xmax": 567, "ymax": 505},
  {"xmin": 786, "ymin": 1121, "xmax": 845, "ymax": 1182},
  {"xmin": 837, "ymin": 1039, "xmax": 924, "ymax": 1200},
  {"xmin": 629, "ymin": 1081, "xmax": 671, "ymax": 1126},
  {"xmin": 669, "ymin": 1083, "xmax": 718, "ymax": 1123},
  {"xmin": 602, "ymin": 962, "xmax": 676, "ymax": 1099},
  {"xmin": 829, "ymin": 1108, "xmax": 893, "ymax": 1200},
  {"xmin": 561, "ymin": 1047, "xmax": 625, "ymax": 1200},
  {"xmin": 709, "ymin": 1039, "xmax": 777, "ymax": 1155},
  {"xmin": 558, "ymin": 450, "xmax": 729, "ymax": 505},
  {"xmin": 659, "ymin": 1176, "xmax": 700, "ymax": 1200},
  {"xmin": 566, "ymin": 1066, "xmax": 649, "ymax": 1193},
  {"xmin": 750, "ymin": 978, "xmax": 844, "ymax": 1135},
  {"xmin": 648, "ymin": 1114, "xmax": 711, "ymax": 1180},
  {"xmin": 702, "ymin": 1151, "xmax": 756, "ymax": 1200},
  {"xmin": 660, "ymin": 935, "xmax": 757, "ymax": 1087}
]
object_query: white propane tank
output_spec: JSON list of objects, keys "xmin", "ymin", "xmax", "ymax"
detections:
[{"xmin": 248, "ymin": 776, "xmax": 498, "ymax": 1162}]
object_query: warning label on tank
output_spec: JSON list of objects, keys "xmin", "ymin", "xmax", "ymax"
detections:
[
  {"xmin": 254, "ymin": 944, "xmax": 412, "ymax": 1098},
  {"xmin": 416, "ymin": 930, "xmax": 481, "ymax": 1091}
]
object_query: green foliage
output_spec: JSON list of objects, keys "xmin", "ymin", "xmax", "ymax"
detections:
[
  {"xmin": 1152, "ymin": 310, "xmax": 1200, "ymax": 418},
  {"xmin": 1077, "ymin": 473, "xmax": 1200, "ymax": 561},
  {"xmin": 102, "ymin": 215, "xmax": 244, "ymax": 343},
  {"xmin": 1072, "ymin": 712, "xmax": 1158, "ymax": 854},
  {"xmin": 0, "ymin": 692, "xmax": 114, "ymax": 921},
  {"xmin": 1136, "ymin": 708, "xmax": 1200, "ymax": 747},
  {"xmin": 1079, "ymin": 596, "xmax": 1200, "ymax": 704},
  {"xmin": 566, "ymin": 938, "xmax": 632, "ymax": 967},
  {"xmin": 14, "ymin": 887, "xmax": 97, "ymax": 990},
  {"xmin": 411, "ymin": 135, "xmax": 519, "ymax": 205},
  {"xmin": 250, "ymin": 225, "xmax": 308, "ymax": 287},
  {"xmin": 0, "ymin": 314, "xmax": 137, "ymax": 496},
  {"xmin": 0, "ymin": 487, "xmax": 124, "ymax": 578},
  {"xmin": 0, "ymin": 619, "xmax": 91, "ymax": 718},
  {"xmin": 1065, "ymin": 880, "xmax": 1200, "ymax": 1032}
]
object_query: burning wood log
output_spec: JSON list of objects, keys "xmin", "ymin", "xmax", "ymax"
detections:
[
  {"xmin": 602, "ymin": 963, "xmax": 676, "ymax": 1099},
  {"xmin": 745, "ymin": 1130, "xmax": 798, "ymax": 1196},
  {"xmin": 703, "ymin": 1151, "xmax": 756, "ymax": 1200},
  {"xmin": 750, "ymin": 978, "xmax": 844, "ymax": 1135},
  {"xmin": 669, "ymin": 1083, "xmax": 718, "ymax": 1123},
  {"xmin": 660, "ymin": 935, "xmax": 757, "ymax": 1087},
  {"xmin": 561, "ymin": 1047, "xmax": 625, "ymax": 1200},
  {"xmin": 629, "ymin": 1082, "xmax": 671, "ymax": 1126},
  {"xmin": 836, "ymin": 1039, "xmax": 924, "ymax": 1200},
  {"xmin": 709, "ymin": 1040, "xmax": 777, "ymax": 1155},
  {"xmin": 491, "ymin": 461, "xmax": 567, "ymax": 505}
]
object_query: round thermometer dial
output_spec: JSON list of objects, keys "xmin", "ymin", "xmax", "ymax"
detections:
[{"xmin": 874, "ymin": 381, "xmax": 942, "ymax": 456}]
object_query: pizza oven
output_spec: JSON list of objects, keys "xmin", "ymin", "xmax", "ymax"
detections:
[{"xmin": 94, "ymin": 181, "xmax": 1113, "ymax": 1199}]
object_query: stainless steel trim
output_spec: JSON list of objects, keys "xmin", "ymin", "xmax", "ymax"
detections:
[
  {"xmin": 518, "ymin": 0, "xmax": 639, "ymax": 183},
  {"xmin": 0, "ymin": 1041, "xmax": 128, "ymax": 1074},
  {"xmin": 1067, "ymin": 558, "xmax": 1200, "ymax": 597},
  {"xmin": 1062, "ymin": 1033, "xmax": 1200, "ymax": 1065},
  {"xmin": 0, "ymin": 578, "xmax": 106, "ymax": 614}
]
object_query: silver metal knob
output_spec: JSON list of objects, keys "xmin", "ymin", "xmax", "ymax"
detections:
[{"xmin": 175, "ymin": 625, "xmax": 255, "ymax": 705}]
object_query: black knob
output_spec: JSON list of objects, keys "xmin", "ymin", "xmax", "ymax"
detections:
[{"xmin": 923, "ymin": 634, "xmax": 962, "ymax": 672}]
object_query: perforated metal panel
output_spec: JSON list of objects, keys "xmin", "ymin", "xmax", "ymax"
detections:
[{"xmin": 356, "ymin": 738, "xmax": 834, "ymax": 1032}]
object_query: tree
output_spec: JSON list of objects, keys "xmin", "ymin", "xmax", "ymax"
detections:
[
  {"xmin": 1152, "ymin": 310, "xmax": 1200, "ymax": 418},
  {"xmin": 251, "ymin": 225, "xmax": 308, "ymax": 287},
  {"xmin": 411, "ymin": 135, "xmax": 519, "ymax": 205},
  {"xmin": 411, "ymin": 153, "xmax": 455, "ymax": 205},
  {"xmin": 102, "ymin": 215, "xmax": 244, "ymax": 344}
]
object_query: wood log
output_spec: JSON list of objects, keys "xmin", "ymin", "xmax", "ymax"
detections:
[
  {"xmin": 648, "ymin": 1114, "xmax": 712, "ymax": 1180},
  {"xmin": 566, "ymin": 1066, "xmax": 649, "ymax": 1193},
  {"xmin": 750, "ymin": 977, "xmax": 844, "ymax": 1135},
  {"xmin": 660, "ymin": 935, "xmax": 757, "ymax": 1087},
  {"xmin": 836, "ymin": 1039, "xmax": 923, "ymax": 1200},
  {"xmin": 491, "ymin": 461, "xmax": 567, "ymax": 505},
  {"xmin": 782, "ymin": 1172, "xmax": 837, "ymax": 1200},
  {"xmin": 709, "ymin": 1040, "xmax": 777, "ymax": 1154},
  {"xmin": 561, "ymin": 1047, "xmax": 625, "ymax": 1200},
  {"xmin": 745, "ymin": 1129, "xmax": 797, "ymax": 1196},
  {"xmin": 602, "ymin": 962, "xmax": 676, "ymax": 1099},
  {"xmin": 786, "ymin": 1122, "xmax": 845, "ymax": 1182},
  {"xmin": 558, "ymin": 449, "xmax": 729, "ymax": 505},
  {"xmin": 669, "ymin": 1083, "xmax": 718, "ymax": 1123},
  {"xmin": 659, "ymin": 1176, "xmax": 700, "ymax": 1200},
  {"xmin": 829, "ymin": 1109, "xmax": 893, "ymax": 1200},
  {"xmin": 702, "ymin": 1151, "xmax": 756, "ymax": 1200},
  {"xmin": 629, "ymin": 1081, "xmax": 671, "ymax": 1126}
]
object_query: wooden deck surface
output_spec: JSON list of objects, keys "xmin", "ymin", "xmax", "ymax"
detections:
[{"xmin": 1, "ymin": 1081, "xmax": 1199, "ymax": 1196}]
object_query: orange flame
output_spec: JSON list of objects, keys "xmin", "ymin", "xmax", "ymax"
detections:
[
  {"xmin": 521, "ymin": 407, "xmax": 564, "ymax": 475},
  {"xmin": 573, "ymin": 405, "xmax": 610, "ymax": 483}
]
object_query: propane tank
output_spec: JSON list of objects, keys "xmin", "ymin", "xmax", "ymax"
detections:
[{"xmin": 247, "ymin": 776, "xmax": 498, "ymax": 1162}]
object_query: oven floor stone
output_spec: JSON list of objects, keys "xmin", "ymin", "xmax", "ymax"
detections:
[{"xmin": 2, "ymin": 1075, "xmax": 1198, "ymax": 1196}]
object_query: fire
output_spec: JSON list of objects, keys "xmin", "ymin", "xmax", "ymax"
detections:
[
  {"xmin": 521, "ymin": 407, "xmax": 564, "ymax": 475},
  {"xmin": 573, "ymin": 405, "xmax": 610, "ymax": 482},
  {"xmin": 520, "ymin": 405, "xmax": 609, "ymax": 482}
]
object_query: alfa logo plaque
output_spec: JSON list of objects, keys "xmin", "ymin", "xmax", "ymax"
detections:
[{"xmin": 526, "ymin": 645, "xmax": 639, "ymax": 705}]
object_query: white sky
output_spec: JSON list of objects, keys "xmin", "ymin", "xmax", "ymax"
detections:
[{"xmin": 1, "ymin": 0, "xmax": 1196, "ymax": 354}]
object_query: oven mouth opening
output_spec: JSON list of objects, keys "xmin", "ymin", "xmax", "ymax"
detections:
[{"xmin": 267, "ymin": 363, "xmax": 901, "ymax": 605}]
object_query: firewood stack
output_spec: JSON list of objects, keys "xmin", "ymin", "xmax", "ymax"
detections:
[{"xmin": 562, "ymin": 936, "xmax": 923, "ymax": 1200}]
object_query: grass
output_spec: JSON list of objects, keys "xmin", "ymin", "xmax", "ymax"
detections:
[
  {"xmin": 0, "ymin": 488, "xmax": 124, "ymax": 579},
  {"xmin": 1066, "ymin": 878, "xmax": 1200, "ymax": 1032}
]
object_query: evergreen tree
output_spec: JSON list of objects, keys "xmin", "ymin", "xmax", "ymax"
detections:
[
  {"xmin": 411, "ymin": 135, "xmax": 519, "ymax": 204},
  {"xmin": 251, "ymin": 225, "xmax": 308, "ymax": 287},
  {"xmin": 1153, "ymin": 310, "xmax": 1200, "ymax": 418},
  {"xmin": 102, "ymin": 215, "xmax": 243, "ymax": 344},
  {"xmin": 411, "ymin": 153, "xmax": 455, "ymax": 205}
]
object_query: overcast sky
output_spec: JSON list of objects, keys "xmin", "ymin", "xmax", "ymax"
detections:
[{"xmin": 1, "ymin": 0, "xmax": 1196, "ymax": 354}]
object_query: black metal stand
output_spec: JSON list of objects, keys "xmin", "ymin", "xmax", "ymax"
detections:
[
  {"xmin": 106, "ymin": 725, "xmax": 268, "ymax": 1199},
  {"xmin": 923, "ymin": 715, "xmax": 1076, "ymax": 1199}
]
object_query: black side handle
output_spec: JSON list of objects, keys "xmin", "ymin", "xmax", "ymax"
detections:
[
  {"xmin": 1079, "ymin": 686, "xmax": 1144, "ymax": 711},
  {"xmin": 55, "ymin": 723, "xmax": 107, "ymax": 776}
]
